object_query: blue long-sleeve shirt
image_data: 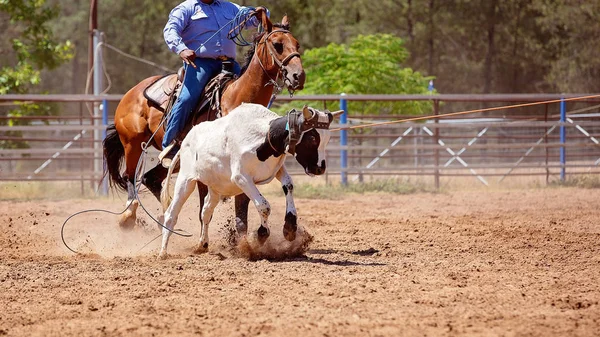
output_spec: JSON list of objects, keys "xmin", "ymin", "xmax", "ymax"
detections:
[{"xmin": 164, "ymin": 0, "xmax": 267, "ymax": 59}]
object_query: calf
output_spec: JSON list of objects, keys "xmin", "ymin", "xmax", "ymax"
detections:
[{"xmin": 159, "ymin": 103, "xmax": 341, "ymax": 258}]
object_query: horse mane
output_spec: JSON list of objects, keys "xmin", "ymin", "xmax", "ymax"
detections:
[{"xmin": 239, "ymin": 23, "xmax": 290, "ymax": 76}]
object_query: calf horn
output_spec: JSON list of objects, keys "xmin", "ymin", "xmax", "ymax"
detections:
[{"xmin": 330, "ymin": 110, "xmax": 344, "ymax": 117}]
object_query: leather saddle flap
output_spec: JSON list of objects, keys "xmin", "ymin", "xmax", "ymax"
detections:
[{"xmin": 144, "ymin": 74, "xmax": 179, "ymax": 112}]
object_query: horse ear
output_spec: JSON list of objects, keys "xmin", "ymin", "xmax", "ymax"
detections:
[
  {"xmin": 281, "ymin": 15, "xmax": 290, "ymax": 30},
  {"xmin": 302, "ymin": 105, "xmax": 312, "ymax": 119},
  {"xmin": 261, "ymin": 11, "xmax": 273, "ymax": 33}
]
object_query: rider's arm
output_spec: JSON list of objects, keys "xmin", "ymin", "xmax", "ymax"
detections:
[{"xmin": 163, "ymin": 4, "xmax": 193, "ymax": 55}]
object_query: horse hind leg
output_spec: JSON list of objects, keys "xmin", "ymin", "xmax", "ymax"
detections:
[{"xmin": 118, "ymin": 178, "xmax": 139, "ymax": 230}]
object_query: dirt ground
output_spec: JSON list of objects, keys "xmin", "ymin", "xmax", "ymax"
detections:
[{"xmin": 1, "ymin": 187, "xmax": 600, "ymax": 336}]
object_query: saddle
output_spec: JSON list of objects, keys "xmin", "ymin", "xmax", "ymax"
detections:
[{"xmin": 143, "ymin": 65, "xmax": 236, "ymax": 124}]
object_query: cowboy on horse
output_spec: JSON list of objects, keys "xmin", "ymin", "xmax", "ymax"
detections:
[{"xmin": 159, "ymin": 0, "xmax": 269, "ymax": 168}]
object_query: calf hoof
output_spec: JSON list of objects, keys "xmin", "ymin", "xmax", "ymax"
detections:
[
  {"xmin": 157, "ymin": 251, "xmax": 168, "ymax": 260},
  {"xmin": 283, "ymin": 213, "xmax": 297, "ymax": 241},
  {"xmin": 283, "ymin": 226, "xmax": 297, "ymax": 241},
  {"xmin": 257, "ymin": 226, "xmax": 270, "ymax": 244}
]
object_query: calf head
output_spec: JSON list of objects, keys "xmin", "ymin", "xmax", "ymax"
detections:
[{"xmin": 287, "ymin": 106, "xmax": 343, "ymax": 176}]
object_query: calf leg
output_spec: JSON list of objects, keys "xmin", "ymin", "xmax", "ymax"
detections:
[
  {"xmin": 276, "ymin": 167, "xmax": 298, "ymax": 241},
  {"xmin": 195, "ymin": 187, "xmax": 220, "ymax": 253},
  {"xmin": 159, "ymin": 176, "xmax": 196, "ymax": 259},
  {"xmin": 233, "ymin": 173, "xmax": 271, "ymax": 244}
]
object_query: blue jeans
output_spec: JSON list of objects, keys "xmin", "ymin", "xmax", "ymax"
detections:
[{"xmin": 162, "ymin": 57, "xmax": 241, "ymax": 149}]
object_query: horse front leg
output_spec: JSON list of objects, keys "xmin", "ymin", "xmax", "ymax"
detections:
[
  {"xmin": 233, "ymin": 173, "xmax": 270, "ymax": 244},
  {"xmin": 234, "ymin": 194, "xmax": 250, "ymax": 236},
  {"xmin": 142, "ymin": 163, "xmax": 168, "ymax": 201},
  {"xmin": 275, "ymin": 166, "xmax": 297, "ymax": 241}
]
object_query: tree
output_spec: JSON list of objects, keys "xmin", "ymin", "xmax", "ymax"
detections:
[
  {"xmin": 0, "ymin": 0, "xmax": 73, "ymax": 149},
  {"xmin": 0, "ymin": 0, "xmax": 73, "ymax": 95},
  {"xmin": 285, "ymin": 34, "xmax": 434, "ymax": 115}
]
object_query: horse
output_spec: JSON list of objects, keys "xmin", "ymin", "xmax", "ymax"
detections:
[
  {"xmin": 102, "ymin": 12, "xmax": 305, "ymax": 235},
  {"xmin": 158, "ymin": 103, "xmax": 340, "ymax": 258}
]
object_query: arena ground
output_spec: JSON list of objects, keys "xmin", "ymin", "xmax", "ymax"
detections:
[{"xmin": 1, "ymin": 186, "xmax": 599, "ymax": 336}]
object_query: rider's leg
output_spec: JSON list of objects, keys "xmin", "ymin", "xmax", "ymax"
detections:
[{"xmin": 159, "ymin": 58, "xmax": 221, "ymax": 166}]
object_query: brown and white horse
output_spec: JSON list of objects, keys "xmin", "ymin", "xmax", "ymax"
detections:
[{"xmin": 102, "ymin": 12, "xmax": 305, "ymax": 232}]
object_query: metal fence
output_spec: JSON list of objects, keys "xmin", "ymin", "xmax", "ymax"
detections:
[{"xmin": 2, "ymin": 94, "xmax": 600, "ymax": 193}]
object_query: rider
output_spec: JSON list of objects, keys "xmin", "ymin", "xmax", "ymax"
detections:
[{"xmin": 159, "ymin": 0, "xmax": 269, "ymax": 168}]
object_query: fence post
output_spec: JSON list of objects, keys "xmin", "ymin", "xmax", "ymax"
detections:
[
  {"xmin": 100, "ymin": 99, "xmax": 109, "ymax": 195},
  {"xmin": 433, "ymin": 100, "xmax": 440, "ymax": 190},
  {"xmin": 93, "ymin": 30, "xmax": 105, "ymax": 195},
  {"xmin": 340, "ymin": 93, "xmax": 348, "ymax": 186},
  {"xmin": 560, "ymin": 97, "xmax": 566, "ymax": 181}
]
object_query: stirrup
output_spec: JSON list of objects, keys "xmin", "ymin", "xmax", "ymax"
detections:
[{"xmin": 158, "ymin": 142, "xmax": 177, "ymax": 168}]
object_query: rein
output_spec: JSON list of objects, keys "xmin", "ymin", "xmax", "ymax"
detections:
[{"xmin": 255, "ymin": 29, "xmax": 302, "ymax": 107}]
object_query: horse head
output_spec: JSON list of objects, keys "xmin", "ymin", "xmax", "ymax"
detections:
[
  {"xmin": 255, "ymin": 13, "xmax": 305, "ymax": 93},
  {"xmin": 289, "ymin": 106, "xmax": 343, "ymax": 176}
]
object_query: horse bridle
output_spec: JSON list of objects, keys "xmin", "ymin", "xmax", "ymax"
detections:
[{"xmin": 256, "ymin": 29, "xmax": 302, "ymax": 96}]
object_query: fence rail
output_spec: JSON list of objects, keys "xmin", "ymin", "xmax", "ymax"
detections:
[{"xmin": 2, "ymin": 94, "xmax": 600, "ymax": 193}]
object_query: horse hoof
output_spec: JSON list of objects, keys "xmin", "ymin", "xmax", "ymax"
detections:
[
  {"xmin": 193, "ymin": 243, "xmax": 209, "ymax": 254},
  {"xmin": 118, "ymin": 200, "xmax": 138, "ymax": 230},
  {"xmin": 157, "ymin": 252, "xmax": 168, "ymax": 260},
  {"xmin": 118, "ymin": 214, "xmax": 137, "ymax": 231},
  {"xmin": 257, "ymin": 226, "xmax": 270, "ymax": 244}
]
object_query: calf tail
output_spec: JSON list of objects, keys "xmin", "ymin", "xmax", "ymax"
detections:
[{"xmin": 160, "ymin": 152, "xmax": 181, "ymax": 212}]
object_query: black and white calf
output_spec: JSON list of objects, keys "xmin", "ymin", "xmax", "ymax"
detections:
[{"xmin": 159, "ymin": 103, "xmax": 342, "ymax": 258}]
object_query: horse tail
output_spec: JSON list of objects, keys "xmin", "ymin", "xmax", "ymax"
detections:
[
  {"xmin": 102, "ymin": 124, "xmax": 128, "ymax": 192},
  {"xmin": 160, "ymin": 151, "xmax": 180, "ymax": 212}
]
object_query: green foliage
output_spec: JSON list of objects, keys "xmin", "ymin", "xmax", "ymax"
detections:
[
  {"xmin": 0, "ymin": 0, "xmax": 73, "ymax": 95},
  {"xmin": 0, "ymin": 0, "xmax": 72, "ymax": 149},
  {"xmin": 275, "ymin": 34, "xmax": 434, "ymax": 116}
]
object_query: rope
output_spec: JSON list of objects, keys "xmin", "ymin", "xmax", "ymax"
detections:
[{"xmin": 330, "ymin": 94, "xmax": 600, "ymax": 132}]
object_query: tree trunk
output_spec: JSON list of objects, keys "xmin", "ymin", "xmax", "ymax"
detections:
[
  {"xmin": 407, "ymin": 0, "xmax": 415, "ymax": 42},
  {"xmin": 511, "ymin": 1, "xmax": 524, "ymax": 92},
  {"xmin": 483, "ymin": 0, "xmax": 498, "ymax": 93},
  {"xmin": 427, "ymin": 0, "xmax": 435, "ymax": 76}
]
